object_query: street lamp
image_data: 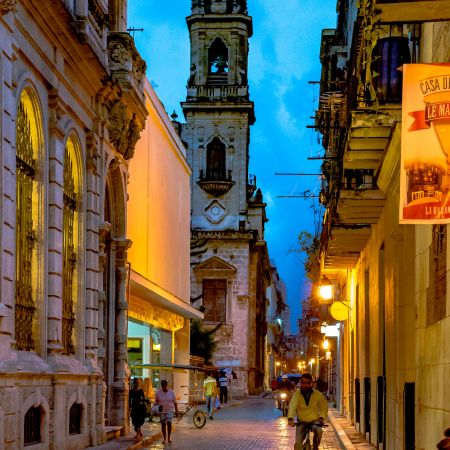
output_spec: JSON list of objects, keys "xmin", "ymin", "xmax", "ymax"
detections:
[
  {"xmin": 318, "ymin": 276, "xmax": 333, "ymax": 302},
  {"xmin": 323, "ymin": 339, "xmax": 330, "ymax": 350},
  {"xmin": 309, "ymin": 358, "xmax": 315, "ymax": 374}
]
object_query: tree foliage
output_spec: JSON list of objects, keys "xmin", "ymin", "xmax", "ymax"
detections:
[
  {"xmin": 190, "ymin": 320, "xmax": 222, "ymax": 365},
  {"xmin": 297, "ymin": 231, "xmax": 320, "ymax": 282}
]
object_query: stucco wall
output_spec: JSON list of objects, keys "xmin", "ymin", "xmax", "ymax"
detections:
[{"xmin": 127, "ymin": 82, "xmax": 191, "ymax": 304}]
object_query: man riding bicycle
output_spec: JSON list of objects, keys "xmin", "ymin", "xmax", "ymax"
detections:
[{"xmin": 287, "ymin": 373, "xmax": 328, "ymax": 450}]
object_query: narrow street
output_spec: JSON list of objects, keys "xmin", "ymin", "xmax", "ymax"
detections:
[{"xmin": 143, "ymin": 396, "xmax": 341, "ymax": 450}]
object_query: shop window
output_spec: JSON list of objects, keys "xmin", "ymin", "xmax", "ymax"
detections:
[
  {"xmin": 427, "ymin": 225, "xmax": 447, "ymax": 326},
  {"xmin": 202, "ymin": 279, "xmax": 226, "ymax": 323},
  {"xmin": 128, "ymin": 338, "xmax": 143, "ymax": 377},
  {"xmin": 69, "ymin": 403, "xmax": 82, "ymax": 435},
  {"xmin": 24, "ymin": 406, "xmax": 41, "ymax": 446}
]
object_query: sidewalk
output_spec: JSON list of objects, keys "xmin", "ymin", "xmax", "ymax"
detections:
[
  {"xmin": 327, "ymin": 409, "xmax": 376, "ymax": 449},
  {"xmin": 88, "ymin": 398, "xmax": 244, "ymax": 450}
]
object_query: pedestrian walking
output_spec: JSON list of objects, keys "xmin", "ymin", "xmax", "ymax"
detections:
[
  {"xmin": 129, "ymin": 378, "xmax": 148, "ymax": 440},
  {"xmin": 203, "ymin": 371, "xmax": 218, "ymax": 419},
  {"xmin": 155, "ymin": 380, "xmax": 178, "ymax": 445},
  {"xmin": 219, "ymin": 371, "xmax": 229, "ymax": 404}
]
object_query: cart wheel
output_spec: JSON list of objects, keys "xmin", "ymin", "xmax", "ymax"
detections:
[{"xmin": 193, "ymin": 410, "xmax": 207, "ymax": 428}]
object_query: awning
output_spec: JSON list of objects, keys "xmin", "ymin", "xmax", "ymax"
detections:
[{"xmin": 130, "ymin": 270, "xmax": 204, "ymax": 320}]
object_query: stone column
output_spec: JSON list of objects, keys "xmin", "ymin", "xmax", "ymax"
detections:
[
  {"xmin": 0, "ymin": 8, "xmax": 16, "ymax": 360},
  {"xmin": 47, "ymin": 89, "xmax": 66, "ymax": 356},
  {"xmin": 84, "ymin": 131, "xmax": 102, "ymax": 369},
  {"xmin": 111, "ymin": 238, "xmax": 131, "ymax": 430}
]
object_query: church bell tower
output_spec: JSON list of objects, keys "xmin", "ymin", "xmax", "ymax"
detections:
[{"xmin": 181, "ymin": 0, "xmax": 255, "ymax": 231}]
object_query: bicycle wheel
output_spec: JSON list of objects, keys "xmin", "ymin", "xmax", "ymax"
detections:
[{"xmin": 193, "ymin": 410, "xmax": 207, "ymax": 428}]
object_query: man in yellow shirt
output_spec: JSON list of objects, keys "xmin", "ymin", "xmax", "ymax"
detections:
[
  {"xmin": 288, "ymin": 373, "xmax": 328, "ymax": 450},
  {"xmin": 203, "ymin": 371, "xmax": 218, "ymax": 419}
]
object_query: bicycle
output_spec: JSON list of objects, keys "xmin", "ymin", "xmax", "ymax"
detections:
[
  {"xmin": 176, "ymin": 385, "xmax": 207, "ymax": 428},
  {"xmin": 295, "ymin": 420, "xmax": 328, "ymax": 450}
]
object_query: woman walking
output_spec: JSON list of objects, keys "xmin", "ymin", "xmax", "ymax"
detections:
[{"xmin": 129, "ymin": 378, "xmax": 148, "ymax": 440}]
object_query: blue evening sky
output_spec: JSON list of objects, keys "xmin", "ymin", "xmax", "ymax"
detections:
[{"xmin": 128, "ymin": 0, "xmax": 336, "ymax": 332}]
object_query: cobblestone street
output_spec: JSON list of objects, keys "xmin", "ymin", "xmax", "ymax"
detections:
[{"xmin": 143, "ymin": 396, "xmax": 341, "ymax": 450}]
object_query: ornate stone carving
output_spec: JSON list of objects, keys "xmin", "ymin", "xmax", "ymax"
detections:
[
  {"xmin": 107, "ymin": 32, "xmax": 147, "ymax": 91},
  {"xmin": 0, "ymin": 0, "xmax": 16, "ymax": 14},
  {"xmin": 107, "ymin": 101, "xmax": 143, "ymax": 160},
  {"xmin": 48, "ymin": 89, "xmax": 66, "ymax": 137},
  {"xmin": 110, "ymin": 43, "xmax": 129, "ymax": 65},
  {"xmin": 86, "ymin": 131, "xmax": 99, "ymax": 174},
  {"xmin": 203, "ymin": 199, "xmax": 228, "ymax": 224}
]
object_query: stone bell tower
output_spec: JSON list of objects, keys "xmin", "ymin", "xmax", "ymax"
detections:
[
  {"xmin": 181, "ymin": 0, "xmax": 255, "ymax": 231},
  {"xmin": 182, "ymin": 1, "xmax": 269, "ymax": 396}
]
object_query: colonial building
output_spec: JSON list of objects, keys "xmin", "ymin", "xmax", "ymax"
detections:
[
  {"xmin": 126, "ymin": 80, "xmax": 203, "ymax": 403},
  {"xmin": 0, "ymin": 0, "xmax": 146, "ymax": 447},
  {"xmin": 181, "ymin": 0, "xmax": 271, "ymax": 396},
  {"xmin": 315, "ymin": 1, "xmax": 450, "ymax": 449}
]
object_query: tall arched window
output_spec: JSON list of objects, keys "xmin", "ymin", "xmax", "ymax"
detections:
[
  {"xmin": 208, "ymin": 38, "xmax": 229, "ymax": 74},
  {"xmin": 206, "ymin": 137, "xmax": 226, "ymax": 181},
  {"xmin": 15, "ymin": 89, "xmax": 42, "ymax": 351},
  {"xmin": 62, "ymin": 136, "xmax": 81, "ymax": 355}
]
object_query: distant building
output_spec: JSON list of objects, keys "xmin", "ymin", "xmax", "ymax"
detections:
[
  {"xmin": 0, "ymin": 0, "xmax": 147, "ymax": 447},
  {"xmin": 181, "ymin": 0, "xmax": 271, "ymax": 396}
]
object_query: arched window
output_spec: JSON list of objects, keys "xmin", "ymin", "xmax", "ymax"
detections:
[
  {"xmin": 24, "ymin": 406, "xmax": 41, "ymax": 445},
  {"xmin": 69, "ymin": 403, "xmax": 82, "ymax": 435},
  {"xmin": 208, "ymin": 38, "xmax": 228, "ymax": 74},
  {"xmin": 206, "ymin": 137, "xmax": 226, "ymax": 181},
  {"xmin": 62, "ymin": 136, "xmax": 81, "ymax": 355},
  {"xmin": 15, "ymin": 89, "xmax": 42, "ymax": 351}
]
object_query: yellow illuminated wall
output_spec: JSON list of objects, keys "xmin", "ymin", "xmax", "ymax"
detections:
[{"xmin": 127, "ymin": 81, "xmax": 191, "ymax": 304}]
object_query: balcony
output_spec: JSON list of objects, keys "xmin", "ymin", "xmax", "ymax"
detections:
[
  {"xmin": 321, "ymin": 210, "xmax": 371, "ymax": 269},
  {"xmin": 186, "ymin": 85, "xmax": 249, "ymax": 102},
  {"xmin": 376, "ymin": 0, "xmax": 450, "ymax": 23},
  {"xmin": 198, "ymin": 169, "xmax": 235, "ymax": 197},
  {"xmin": 107, "ymin": 32, "xmax": 146, "ymax": 95}
]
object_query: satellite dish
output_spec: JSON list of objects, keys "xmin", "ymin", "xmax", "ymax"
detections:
[{"xmin": 330, "ymin": 301, "xmax": 350, "ymax": 321}]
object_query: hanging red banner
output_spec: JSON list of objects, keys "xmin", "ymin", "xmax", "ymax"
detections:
[{"xmin": 400, "ymin": 64, "xmax": 450, "ymax": 223}]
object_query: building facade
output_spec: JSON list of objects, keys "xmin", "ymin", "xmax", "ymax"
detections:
[
  {"xmin": 126, "ymin": 81, "xmax": 203, "ymax": 402},
  {"xmin": 0, "ymin": 0, "xmax": 146, "ymax": 447},
  {"xmin": 315, "ymin": 1, "xmax": 450, "ymax": 449},
  {"xmin": 181, "ymin": 0, "xmax": 271, "ymax": 396}
]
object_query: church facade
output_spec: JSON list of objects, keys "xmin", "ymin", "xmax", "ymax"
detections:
[{"xmin": 181, "ymin": 0, "xmax": 271, "ymax": 396}]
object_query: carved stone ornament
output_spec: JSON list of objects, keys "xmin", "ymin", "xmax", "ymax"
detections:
[
  {"xmin": 110, "ymin": 43, "xmax": 129, "ymax": 65},
  {"xmin": 0, "ymin": 0, "xmax": 16, "ymax": 14},
  {"xmin": 203, "ymin": 199, "xmax": 228, "ymax": 224}
]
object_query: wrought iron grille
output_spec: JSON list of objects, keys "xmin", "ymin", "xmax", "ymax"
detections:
[
  {"xmin": 24, "ymin": 406, "xmax": 41, "ymax": 446},
  {"xmin": 69, "ymin": 403, "xmax": 82, "ymax": 434},
  {"xmin": 15, "ymin": 100, "xmax": 36, "ymax": 351},
  {"xmin": 62, "ymin": 146, "xmax": 77, "ymax": 355}
]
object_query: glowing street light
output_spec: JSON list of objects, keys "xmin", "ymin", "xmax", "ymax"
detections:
[
  {"xmin": 318, "ymin": 276, "xmax": 333, "ymax": 302},
  {"xmin": 323, "ymin": 339, "xmax": 330, "ymax": 350}
]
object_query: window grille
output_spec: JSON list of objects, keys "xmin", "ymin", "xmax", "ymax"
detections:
[
  {"xmin": 62, "ymin": 145, "xmax": 77, "ymax": 354},
  {"xmin": 15, "ymin": 99, "xmax": 37, "ymax": 351},
  {"xmin": 69, "ymin": 403, "xmax": 82, "ymax": 435},
  {"xmin": 427, "ymin": 224, "xmax": 446, "ymax": 326},
  {"xmin": 24, "ymin": 406, "xmax": 41, "ymax": 446},
  {"xmin": 202, "ymin": 279, "xmax": 226, "ymax": 322}
]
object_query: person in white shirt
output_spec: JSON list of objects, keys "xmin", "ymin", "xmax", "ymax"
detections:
[
  {"xmin": 155, "ymin": 380, "xmax": 178, "ymax": 444},
  {"xmin": 218, "ymin": 372, "xmax": 229, "ymax": 404}
]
